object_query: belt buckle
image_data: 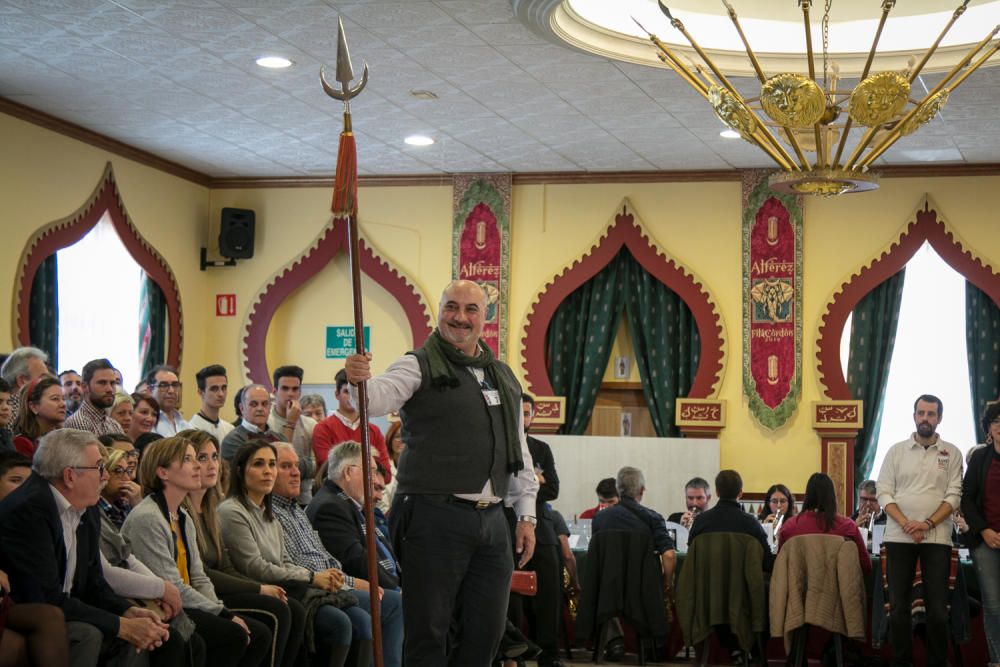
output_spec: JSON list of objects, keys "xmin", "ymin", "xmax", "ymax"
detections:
[{"xmin": 475, "ymin": 499, "xmax": 491, "ymax": 510}]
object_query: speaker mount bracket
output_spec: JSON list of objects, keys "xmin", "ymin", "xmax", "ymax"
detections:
[{"xmin": 200, "ymin": 247, "xmax": 238, "ymax": 271}]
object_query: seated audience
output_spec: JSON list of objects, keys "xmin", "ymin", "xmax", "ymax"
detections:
[
  {"xmin": 273, "ymin": 442, "xmax": 403, "ymax": 666},
  {"xmin": 134, "ymin": 431, "xmax": 163, "ymax": 459},
  {"xmin": 98, "ymin": 433, "xmax": 139, "ymax": 481},
  {"xmin": 960, "ymin": 401, "xmax": 1000, "ymax": 667},
  {"xmin": 189, "ymin": 365, "xmax": 235, "ymax": 443},
  {"xmin": 12, "ymin": 376, "xmax": 65, "ymax": 459},
  {"xmin": 0, "ymin": 451, "xmax": 31, "ymax": 501},
  {"xmin": 1, "ymin": 347, "xmax": 49, "ymax": 418},
  {"xmin": 852, "ymin": 478, "xmax": 886, "ymax": 528},
  {"xmin": 109, "ymin": 392, "xmax": 133, "ymax": 434},
  {"xmin": 129, "ymin": 393, "xmax": 160, "ymax": 443},
  {"xmin": 268, "ymin": 366, "xmax": 317, "ymax": 504},
  {"xmin": 381, "ymin": 420, "xmax": 404, "ymax": 510},
  {"xmin": 300, "ymin": 394, "xmax": 328, "ymax": 422},
  {"xmin": 579, "ymin": 477, "xmax": 618, "ymax": 519},
  {"xmin": 777, "ymin": 472, "xmax": 872, "ymax": 574},
  {"xmin": 0, "ymin": 380, "xmax": 14, "ymax": 452},
  {"xmin": 312, "ymin": 370, "xmax": 391, "ymax": 479},
  {"xmin": 58, "ymin": 370, "xmax": 83, "ymax": 417},
  {"xmin": 148, "ymin": 365, "xmax": 191, "ymax": 436},
  {"xmin": 666, "ymin": 476, "xmax": 712, "ymax": 529},
  {"xmin": 0, "ymin": 428, "xmax": 179, "ymax": 666},
  {"xmin": 231, "ymin": 387, "xmax": 245, "ymax": 427},
  {"xmin": 122, "ymin": 436, "xmax": 271, "ymax": 667},
  {"xmin": 221, "ymin": 386, "xmax": 280, "ymax": 461},
  {"xmin": 308, "ymin": 441, "xmax": 401, "ymax": 591},
  {"xmin": 181, "ymin": 429, "xmax": 304, "ymax": 667},
  {"xmin": 689, "ymin": 469, "xmax": 773, "ymax": 571},
  {"xmin": 97, "ymin": 447, "xmax": 141, "ymax": 529},
  {"xmin": 593, "ymin": 466, "xmax": 676, "ymax": 583},
  {"xmin": 758, "ymin": 483, "xmax": 797, "ymax": 524},
  {"xmin": 218, "ymin": 440, "xmax": 367, "ymax": 667},
  {"xmin": 64, "ymin": 359, "xmax": 123, "ymax": 436}
]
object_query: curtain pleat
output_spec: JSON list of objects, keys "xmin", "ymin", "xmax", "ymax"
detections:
[
  {"xmin": 139, "ymin": 273, "xmax": 166, "ymax": 381},
  {"xmin": 29, "ymin": 254, "xmax": 59, "ymax": 369},
  {"xmin": 966, "ymin": 281, "xmax": 1000, "ymax": 441},
  {"xmin": 846, "ymin": 268, "xmax": 906, "ymax": 486}
]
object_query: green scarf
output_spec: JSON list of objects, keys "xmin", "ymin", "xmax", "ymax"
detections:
[{"xmin": 420, "ymin": 329, "xmax": 524, "ymax": 473}]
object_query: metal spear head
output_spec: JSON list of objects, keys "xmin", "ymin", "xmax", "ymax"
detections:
[{"xmin": 321, "ymin": 17, "xmax": 368, "ymax": 104}]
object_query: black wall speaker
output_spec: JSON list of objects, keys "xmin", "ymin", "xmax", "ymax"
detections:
[{"xmin": 219, "ymin": 208, "xmax": 255, "ymax": 259}]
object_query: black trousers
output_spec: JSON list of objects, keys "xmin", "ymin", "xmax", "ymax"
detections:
[
  {"xmin": 885, "ymin": 542, "xmax": 952, "ymax": 667},
  {"xmin": 510, "ymin": 543, "xmax": 561, "ymax": 661},
  {"xmin": 223, "ymin": 592, "xmax": 304, "ymax": 667},
  {"xmin": 186, "ymin": 608, "xmax": 272, "ymax": 667},
  {"xmin": 390, "ymin": 494, "xmax": 513, "ymax": 667}
]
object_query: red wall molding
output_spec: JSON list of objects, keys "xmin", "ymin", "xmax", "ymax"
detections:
[
  {"xmin": 816, "ymin": 200, "xmax": 1000, "ymax": 399},
  {"xmin": 521, "ymin": 201, "xmax": 725, "ymax": 398},
  {"xmin": 241, "ymin": 216, "xmax": 433, "ymax": 390},
  {"xmin": 13, "ymin": 163, "xmax": 184, "ymax": 368}
]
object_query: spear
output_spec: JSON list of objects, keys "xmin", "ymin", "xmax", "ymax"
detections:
[{"xmin": 321, "ymin": 18, "xmax": 383, "ymax": 667}]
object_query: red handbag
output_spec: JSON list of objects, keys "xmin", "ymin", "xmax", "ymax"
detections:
[{"xmin": 510, "ymin": 570, "xmax": 537, "ymax": 596}]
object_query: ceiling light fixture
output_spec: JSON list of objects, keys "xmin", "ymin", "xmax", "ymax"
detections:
[
  {"xmin": 404, "ymin": 135, "xmax": 435, "ymax": 146},
  {"xmin": 255, "ymin": 56, "xmax": 293, "ymax": 69},
  {"xmin": 720, "ymin": 128, "xmax": 741, "ymax": 139},
  {"xmin": 636, "ymin": 1, "xmax": 1000, "ymax": 195}
]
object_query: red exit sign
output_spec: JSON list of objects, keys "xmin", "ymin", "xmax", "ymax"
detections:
[{"xmin": 216, "ymin": 294, "xmax": 236, "ymax": 317}]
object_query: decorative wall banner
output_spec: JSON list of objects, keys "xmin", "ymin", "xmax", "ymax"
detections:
[
  {"xmin": 742, "ymin": 170, "xmax": 803, "ymax": 430},
  {"xmin": 453, "ymin": 174, "xmax": 512, "ymax": 359},
  {"xmin": 812, "ymin": 400, "xmax": 863, "ymax": 431},
  {"xmin": 529, "ymin": 396, "xmax": 566, "ymax": 433},
  {"xmin": 675, "ymin": 398, "xmax": 726, "ymax": 438}
]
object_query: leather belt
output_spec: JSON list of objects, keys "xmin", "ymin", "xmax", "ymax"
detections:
[{"xmin": 448, "ymin": 496, "xmax": 500, "ymax": 510}]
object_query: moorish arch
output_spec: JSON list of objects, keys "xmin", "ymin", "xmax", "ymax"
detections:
[
  {"xmin": 13, "ymin": 162, "xmax": 184, "ymax": 367},
  {"xmin": 521, "ymin": 199, "xmax": 726, "ymax": 402},
  {"xmin": 241, "ymin": 216, "xmax": 433, "ymax": 390},
  {"xmin": 816, "ymin": 199, "xmax": 1000, "ymax": 400}
]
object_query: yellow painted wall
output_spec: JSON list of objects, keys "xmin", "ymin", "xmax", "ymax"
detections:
[{"xmin": 4, "ymin": 111, "xmax": 999, "ymax": 492}]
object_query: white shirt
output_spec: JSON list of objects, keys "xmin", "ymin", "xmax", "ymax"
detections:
[
  {"xmin": 155, "ymin": 409, "xmax": 192, "ymax": 436},
  {"xmin": 353, "ymin": 353, "xmax": 538, "ymax": 518},
  {"xmin": 877, "ymin": 434, "xmax": 963, "ymax": 546},
  {"xmin": 189, "ymin": 412, "xmax": 235, "ymax": 442},
  {"xmin": 49, "ymin": 484, "xmax": 85, "ymax": 593}
]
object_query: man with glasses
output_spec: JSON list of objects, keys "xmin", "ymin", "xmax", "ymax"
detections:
[
  {"xmin": 147, "ymin": 364, "xmax": 190, "ymax": 436},
  {"xmin": 852, "ymin": 479, "xmax": 885, "ymax": 528},
  {"xmin": 0, "ymin": 428, "xmax": 182, "ymax": 666},
  {"xmin": 65, "ymin": 359, "xmax": 123, "ymax": 436},
  {"xmin": 220, "ymin": 384, "xmax": 281, "ymax": 462}
]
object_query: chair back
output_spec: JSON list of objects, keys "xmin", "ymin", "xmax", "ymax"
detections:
[{"xmin": 676, "ymin": 531, "xmax": 766, "ymax": 652}]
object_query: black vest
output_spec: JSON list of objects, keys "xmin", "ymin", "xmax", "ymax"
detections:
[{"xmin": 396, "ymin": 349, "xmax": 511, "ymax": 498}]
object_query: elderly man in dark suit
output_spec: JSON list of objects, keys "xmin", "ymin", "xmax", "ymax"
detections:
[
  {"xmin": 0, "ymin": 428, "xmax": 185, "ymax": 667},
  {"xmin": 308, "ymin": 440, "xmax": 400, "ymax": 591}
]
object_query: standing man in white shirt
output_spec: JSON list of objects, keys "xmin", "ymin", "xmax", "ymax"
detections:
[
  {"xmin": 876, "ymin": 394, "xmax": 964, "ymax": 667},
  {"xmin": 346, "ymin": 279, "xmax": 538, "ymax": 667},
  {"xmin": 189, "ymin": 364, "xmax": 235, "ymax": 442},
  {"xmin": 148, "ymin": 365, "xmax": 191, "ymax": 436}
]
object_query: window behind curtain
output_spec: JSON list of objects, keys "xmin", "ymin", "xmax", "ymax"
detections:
[
  {"xmin": 57, "ymin": 212, "xmax": 143, "ymax": 388},
  {"xmin": 842, "ymin": 241, "xmax": 976, "ymax": 477}
]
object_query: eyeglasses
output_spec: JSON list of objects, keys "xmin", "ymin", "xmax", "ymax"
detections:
[
  {"xmin": 196, "ymin": 452, "xmax": 220, "ymax": 463},
  {"xmin": 156, "ymin": 382, "xmax": 182, "ymax": 391},
  {"xmin": 122, "ymin": 450, "xmax": 139, "ymax": 460},
  {"xmin": 72, "ymin": 462, "xmax": 106, "ymax": 475},
  {"xmin": 109, "ymin": 466, "xmax": 130, "ymax": 478}
]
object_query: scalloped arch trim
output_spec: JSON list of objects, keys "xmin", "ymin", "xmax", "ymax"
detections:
[
  {"xmin": 816, "ymin": 198, "xmax": 1000, "ymax": 400},
  {"xmin": 241, "ymin": 216, "xmax": 433, "ymax": 389},
  {"xmin": 520, "ymin": 199, "xmax": 726, "ymax": 398},
  {"xmin": 13, "ymin": 162, "xmax": 184, "ymax": 368}
]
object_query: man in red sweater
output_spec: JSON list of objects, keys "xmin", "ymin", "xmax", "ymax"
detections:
[{"xmin": 312, "ymin": 369, "xmax": 392, "ymax": 481}]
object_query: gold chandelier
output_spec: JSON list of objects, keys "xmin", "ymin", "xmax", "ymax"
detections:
[{"xmin": 638, "ymin": 1, "xmax": 1000, "ymax": 195}]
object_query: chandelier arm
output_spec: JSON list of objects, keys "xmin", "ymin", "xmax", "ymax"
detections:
[
  {"xmin": 799, "ymin": 2, "xmax": 827, "ymax": 167},
  {"xmin": 660, "ymin": 8, "xmax": 800, "ymax": 170},
  {"xmin": 832, "ymin": 2, "xmax": 894, "ymax": 168},
  {"xmin": 859, "ymin": 37, "xmax": 1000, "ymax": 169},
  {"xmin": 909, "ymin": 0, "xmax": 971, "ymax": 83},
  {"xmin": 651, "ymin": 39, "xmax": 709, "ymax": 95}
]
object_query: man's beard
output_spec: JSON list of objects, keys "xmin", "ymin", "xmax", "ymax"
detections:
[{"xmin": 916, "ymin": 421, "xmax": 936, "ymax": 438}]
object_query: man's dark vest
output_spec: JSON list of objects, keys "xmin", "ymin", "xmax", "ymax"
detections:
[{"xmin": 396, "ymin": 348, "xmax": 510, "ymax": 498}]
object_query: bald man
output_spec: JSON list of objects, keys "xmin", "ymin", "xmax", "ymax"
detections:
[{"xmin": 345, "ymin": 279, "xmax": 539, "ymax": 667}]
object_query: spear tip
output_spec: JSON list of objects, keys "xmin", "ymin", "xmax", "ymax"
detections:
[{"xmin": 336, "ymin": 16, "xmax": 356, "ymax": 85}]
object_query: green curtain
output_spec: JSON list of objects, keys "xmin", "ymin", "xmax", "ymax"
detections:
[
  {"xmin": 29, "ymin": 254, "xmax": 59, "ymax": 369},
  {"xmin": 846, "ymin": 268, "xmax": 906, "ymax": 486},
  {"xmin": 546, "ymin": 251, "xmax": 628, "ymax": 434},
  {"xmin": 139, "ymin": 273, "xmax": 166, "ymax": 382},
  {"xmin": 966, "ymin": 281, "xmax": 1000, "ymax": 441},
  {"xmin": 623, "ymin": 258, "xmax": 700, "ymax": 436}
]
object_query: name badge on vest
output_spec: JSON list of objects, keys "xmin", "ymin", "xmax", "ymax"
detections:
[{"xmin": 482, "ymin": 389, "xmax": 501, "ymax": 406}]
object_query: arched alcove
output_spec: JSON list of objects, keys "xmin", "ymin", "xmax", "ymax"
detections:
[
  {"xmin": 242, "ymin": 216, "xmax": 433, "ymax": 389},
  {"xmin": 521, "ymin": 200, "xmax": 726, "ymax": 399},
  {"xmin": 816, "ymin": 199, "xmax": 1000, "ymax": 400},
  {"xmin": 13, "ymin": 163, "xmax": 183, "ymax": 367}
]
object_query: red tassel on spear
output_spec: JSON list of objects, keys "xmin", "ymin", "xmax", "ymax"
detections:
[{"xmin": 321, "ymin": 19, "xmax": 383, "ymax": 667}]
